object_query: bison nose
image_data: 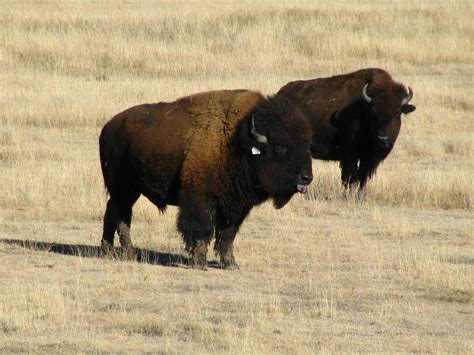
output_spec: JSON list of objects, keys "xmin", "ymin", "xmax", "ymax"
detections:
[
  {"xmin": 300, "ymin": 173, "xmax": 313, "ymax": 185},
  {"xmin": 377, "ymin": 135, "xmax": 392, "ymax": 148},
  {"xmin": 296, "ymin": 172, "xmax": 313, "ymax": 194}
]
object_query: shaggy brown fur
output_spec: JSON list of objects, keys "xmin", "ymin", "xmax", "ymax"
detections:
[
  {"xmin": 277, "ymin": 68, "xmax": 416, "ymax": 189},
  {"xmin": 99, "ymin": 90, "xmax": 313, "ymax": 270}
]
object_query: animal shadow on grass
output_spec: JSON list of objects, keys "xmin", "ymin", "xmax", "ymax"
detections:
[{"xmin": 0, "ymin": 239, "xmax": 224, "ymax": 268}]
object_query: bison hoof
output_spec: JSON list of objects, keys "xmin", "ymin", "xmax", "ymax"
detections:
[
  {"xmin": 357, "ymin": 189, "xmax": 367, "ymax": 200},
  {"xmin": 220, "ymin": 253, "xmax": 239, "ymax": 270},
  {"xmin": 191, "ymin": 260, "xmax": 208, "ymax": 271},
  {"xmin": 191, "ymin": 240, "xmax": 208, "ymax": 270},
  {"xmin": 222, "ymin": 261, "xmax": 240, "ymax": 270},
  {"xmin": 119, "ymin": 246, "xmax": 137, "ymax": 261},
  {"xmin": 100, "ymin": 240, "xmax": 116, "ymax": 258}
]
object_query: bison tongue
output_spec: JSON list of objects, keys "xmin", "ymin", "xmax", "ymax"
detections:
[{"xmin": 297, "ymin": 184, "xmax": 308, "ymax": 194}]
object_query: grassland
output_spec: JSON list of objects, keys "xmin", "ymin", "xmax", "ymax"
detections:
[{"xmin": 0, "ymin": 1, "xmax": 473, "ymax": 353}]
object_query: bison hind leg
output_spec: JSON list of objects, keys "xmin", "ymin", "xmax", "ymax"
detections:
[
  {"xmin": 101, "ymin": 198, "xmax": 118, "ymax": 255},
  {"xmin": 100, "ymin": 189, "xmax": 140, "ymax": 259},
  {"xmin": 116, "ymin": 221, "xmax": 136, "ymax": 260}
]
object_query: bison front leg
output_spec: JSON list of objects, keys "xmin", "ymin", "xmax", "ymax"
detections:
[
  {"xmin": 340, "ymin": 154, "xmax": 359, "ymax": 189},
  {"xmin": 358, "ymin": 166, "xmax": 370, "ymax": 191},
  {"xmin": 215, "ymin": 225, "xmax": 239, "ymax": 270},
  {"xmin": 358, "ymin": 154, "xmax": 381, "ymax": 190},
  {"xmin": 177, "ymin": 193, "xmax": 215, "ymax": 270},
  {"xmin": 214, "ymin": 210, "xmax": 250, "ymax": 270}
]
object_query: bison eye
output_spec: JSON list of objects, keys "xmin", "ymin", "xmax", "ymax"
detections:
[{"xmin": 274, "ymin": 145, "xmax": 288, "ymax": 157}]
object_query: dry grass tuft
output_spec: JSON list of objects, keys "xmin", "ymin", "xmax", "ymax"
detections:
[{"xmin": 438, "ymin": 289, "xmax": 473, "ymax": 304}]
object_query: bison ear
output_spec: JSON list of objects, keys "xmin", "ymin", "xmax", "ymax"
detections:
[{"xmin": 402, "ymin": 104, "xmax": 416, "ymax": 114}]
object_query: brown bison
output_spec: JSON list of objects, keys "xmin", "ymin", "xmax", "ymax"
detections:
[
  {"xmin": 277, "ymin": 68, "xmax": 416, "ymax": 189},
  {"xmin": 99, "ymin": 90, "xmax": 313, "ymax": 270}
]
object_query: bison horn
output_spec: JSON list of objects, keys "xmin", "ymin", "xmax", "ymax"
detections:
[
  {"xmin": 362, "ymin": 83, "xmax": 372, "ymax": 103},
  {"xmin": 401, "ymin": 87, "xmax": 413, "ymax": 106},
  {"xmin": 250, "ymin": 116, "xmax": 268, "ymax": 144}
]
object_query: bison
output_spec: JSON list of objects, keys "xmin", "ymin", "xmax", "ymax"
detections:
[
  {"xmin": 99, "ymin": 90, "xmax": 313, "ymax": 270},
  {"xmin": 277, "ymin": 68, "xmax": 416, "ymax": 189}
]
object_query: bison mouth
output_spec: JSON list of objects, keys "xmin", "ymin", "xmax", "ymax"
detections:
[
  {"xmin": 376, "ymin": 145, "xmax": 393, "ymax": 159},
  {"xmin": 296, "ymin": 184, "xmax": 308, "ymax": 194}
]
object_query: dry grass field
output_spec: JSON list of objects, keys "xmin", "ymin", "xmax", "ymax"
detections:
[{"xmin": 1, "ymin": 0, "xmax": 473, "ymax": 353}]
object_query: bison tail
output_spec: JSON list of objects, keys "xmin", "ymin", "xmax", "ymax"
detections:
[{"xmin": 99, "ymin": 125, "xmax": 127, "ymax": 198}]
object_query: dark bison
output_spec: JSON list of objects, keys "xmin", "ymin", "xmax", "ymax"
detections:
[
  {"xmin": 277, "ymin": 68, "xmax": 416, "ymax": 189},
  {"xmin": 99, "ymin": 90, "xmax": 313, "ymax": 270}
]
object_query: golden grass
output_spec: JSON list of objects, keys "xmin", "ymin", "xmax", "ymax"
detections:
[{"xmin": 1, "ymin": 1, "xmax": 473, "ymax": 353}]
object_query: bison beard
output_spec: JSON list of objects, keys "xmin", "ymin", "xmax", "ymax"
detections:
[{"xmin": 99, "ymin": 90, "xmax": 313, "ymax": 270}]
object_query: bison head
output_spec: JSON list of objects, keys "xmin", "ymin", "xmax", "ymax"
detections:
[
  {"xmin": 235, "ymin": 97, "xmax": 313, "ymax": 208},
  {"xmin": 236, "ymin": 96, "xmax": 313, "ymax": 209},
  {"xmin": 362, "ymin": 82, "xmax": 416, "ymax": 157}
]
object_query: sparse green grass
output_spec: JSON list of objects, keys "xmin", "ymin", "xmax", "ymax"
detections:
[{"xmin": 0, "ymin": 1, "xmax": 473, "ymax": 353}]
